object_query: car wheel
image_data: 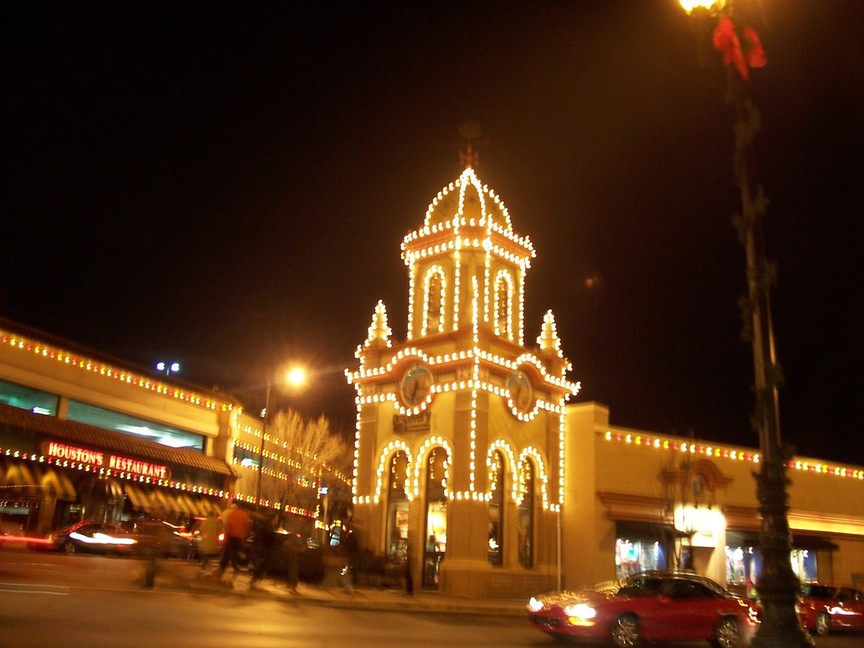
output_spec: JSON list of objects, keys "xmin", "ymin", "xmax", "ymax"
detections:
[
  {"xmin": 712, "ymin": 617, "xmax": 741, "ymax": 648},
  {"xmin": 814, "ymin": 611, "xmax": 831, "ymax": 636},
  {"xmin": 610, "ymin": 614, "xmax": 641, "ymax": 648},
  {"xmin": 62, "ymin": 541, "xmax": 76, "ymax": 555}
]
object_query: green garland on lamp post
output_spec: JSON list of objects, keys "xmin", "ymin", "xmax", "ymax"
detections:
[{"xmin": 678, "ymin": 2, "xmax": 814, "ymax": 646}]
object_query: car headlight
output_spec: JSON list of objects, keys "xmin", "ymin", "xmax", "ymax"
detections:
[
  {"xmin": 563, "ymin": 602, "xmax": 597, "ymax": 624},
  {"xmin": 527, "ymin": 597, "xmax": 545, "ymax": 612}
]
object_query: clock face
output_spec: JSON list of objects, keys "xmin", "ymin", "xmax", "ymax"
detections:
[
  {"xmin": 399, "ymin": 364, "xmax": 433, "ymax": 408},
  {"xmin": 507, "ymin": 370, "xmax": 533, "ymax": 413}
]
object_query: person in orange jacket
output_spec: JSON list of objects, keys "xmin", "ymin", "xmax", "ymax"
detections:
[{"xmin": 218, "ymin": 501, "xmax": 252, "ymax": 582}]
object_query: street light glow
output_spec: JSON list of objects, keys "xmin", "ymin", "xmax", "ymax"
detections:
[
  {"xmin": 679, "ymin": 0, "xmax": 719, "ymax": 13},
  {"xmin": 286, "ymin": 366, "xmax": 307, "ymax": 388}
]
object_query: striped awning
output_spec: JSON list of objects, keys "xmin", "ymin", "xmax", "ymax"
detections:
[
  {"xmin": 124, "ymin": 483, "xmax": 154, "ymax": 510},
  {"xmin": 206, "ymin": 498, "xmax": 226, "ymax": 517},
  {"xmin": 149, "ymin": 488, "xmax": 172, "ymax": 514},
  {"xmin": 174, "ymin": 494, "xmax": 196, "ymax": 516},
  {"xmin": 191, "ymin": 496, "xmax": 224, "ymax": 518},
  {"xmin": 147, "ymin": 490, "xmax": 192, "ymax": 517},
  {"xmin": 117, "ymin": 480, "xmax": 229, "ymax": 519},
  {"xmin": 40, "ymin": 468, "xmax": 77, "ymax": 501},
  {"xmin": 0, "ymin": 460, "xmax": 77, "ymax": 501},
  {"xmin": 0, "ymin": 460, "xmax": 40, "ymax": 492},
  {"xmin": 196, "ymin": 497, "xmax": 226, "ymax": 518}
]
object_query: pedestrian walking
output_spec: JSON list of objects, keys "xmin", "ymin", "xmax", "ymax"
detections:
[
  {"xmin": 196, "ymin": 514, "xmax": 222, "ymax": 574},
  {"xmin": 218, "ymin": 501, "xmax": 252, "ymax": 584},
  {"xmin": 249, "ymin": 512, "xmax": 276, "ymax": 586}
]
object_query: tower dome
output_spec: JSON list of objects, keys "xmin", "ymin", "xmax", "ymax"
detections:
[
  {"xmin": 422, "ymin": 167, "xmax": 514, "ymax": 232},
  {"xmin": 401, "ymin": 166, "xmax": 535, "ymax": 342}
]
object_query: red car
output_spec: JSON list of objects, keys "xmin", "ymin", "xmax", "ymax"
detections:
[
  {"xmin": 798, "ymin": 583, "xmax": 864, "ymax": 635},
  {"xmin": 527, "ymin": 571, "xmax": 758, "ymax": 648}
]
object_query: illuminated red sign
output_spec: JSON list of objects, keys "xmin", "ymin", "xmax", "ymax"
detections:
[{"xmin": 44, "ymin": 441, "xmax": 171, "ymax": 480}]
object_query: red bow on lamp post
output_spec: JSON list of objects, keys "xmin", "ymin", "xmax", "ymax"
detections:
[{"xmin": 712, "ymin": 15, "xmax": 767, "ymax": 79}]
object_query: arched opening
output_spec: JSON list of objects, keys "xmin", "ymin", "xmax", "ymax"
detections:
[
  {"xmin": 423, "ymin": 446, "xmax": 448, "ymax": 587},
  {"xmin": 488, "ymin": 450, "xmax": 505, "ymax": 566},
  {"xmin": 424, "ymin": 269, "xmax": 445, "ymax": 334},
  {"xmin": 385, "ymin": 451, "xmax": 409, "ymax": 561},
  {"xmin": 518, "ymin": 461, "xmax": 535, "ymax": 568},
  {"xmin": 494, "ymin": 272, "xmax": 512, "ymax": 339}
]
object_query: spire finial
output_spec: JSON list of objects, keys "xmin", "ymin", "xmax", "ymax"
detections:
[{"xmin": 458, "ymin": 120, "xmax": 481, "ymax": 169}]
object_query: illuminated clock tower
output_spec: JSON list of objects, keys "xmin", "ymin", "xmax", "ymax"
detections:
[{"xmin": 347, "ymin": 164, "xmax": 580, "ymax": 597}]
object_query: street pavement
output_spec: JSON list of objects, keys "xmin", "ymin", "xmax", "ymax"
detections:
[
  {"xmin": 0, "ymin": 544, "xmax": 527, "ymax": 615},
  {"xmin": 149, "ymin": 559, "xmax": 529, "ymax": 617}
]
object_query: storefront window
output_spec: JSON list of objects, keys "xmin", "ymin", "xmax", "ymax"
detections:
[
  {"xmin": 0, "ymin": 379, "xmax": 58, "ymax": 415},
  {"xmin": 615, "ymin": 525, "xmax": 667, "ymax": 579},
  {"xmin": 725, "ymin": 541, "xmax": 818, "ymax": 592},
  {"xmin": 725, "ymin": 544, "xmax": 760, "ymax": 596},
  {"xmin": 791, "ymin": 549, "xmax": 818, "ymax": 583}
]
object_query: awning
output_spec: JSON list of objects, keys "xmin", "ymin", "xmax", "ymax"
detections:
[
  {"xmin": 200, "ymin": 497, "xmax": 226, "ymax": 518},
  {"xmin": 78, "ymin": 475, "xmax": 125, "ymax": 502},
  {"xmin": 791, "ymin": 534, "xmax": 839, "ymax": 551},
  {"xmin": 40, "ymin": 468, "xmax": 77, "ymax": 501},
  {"xmin": 1, "ymin": 460, "xmax": 40, "ymax": 492},
  {"xmin": 124, "ymin": 484, "xmax": 154, "ymax": 511},
  {"xmin": 186, "ymin": 496, "xmax": 210, "ymax": 517},
  {"xmin": 147, "ymin": 490, "xmax": 193, "ymax": 517},
  {"xmin": 120, "ymin": 484, "xmax": 226, "ymax": 518},
  {"xmin": 616, "ymin": 521, "xmax": 679, "ymax": 541},
  {"xmin": 727, "ymin": 531, "xmax": 839, "ymax": 551},
  {"xmin": 174, "ymin": 494, "xmax": 195, "ymax": 516},
  {"xmin": 152, "ymin": 488, "xmax": 174, "ymax": 513}
]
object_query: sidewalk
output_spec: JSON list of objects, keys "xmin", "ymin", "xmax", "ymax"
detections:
[{"xmin": 170, "ymin": 562, "xmax": 527, "ymax": 616}]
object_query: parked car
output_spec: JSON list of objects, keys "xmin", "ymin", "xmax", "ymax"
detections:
[
  {"xmin": 32, "ymin": 521, "xmax": 137, "ymax": 555},
  {"xmin": 527, "ymin": 570, "xmax": 758, "ymax": 648},
  {"xmin": 798, "ymin": 583, "xmax": 864, "ymax": 635},
  {"xmin": 123, "ymin": 519, "xmax": 195, "ymax": 559}
]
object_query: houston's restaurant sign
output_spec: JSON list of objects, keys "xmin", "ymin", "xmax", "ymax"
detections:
[{"xmin": 43, "ymin": 441, "xmax": 171, "ymax": 481}]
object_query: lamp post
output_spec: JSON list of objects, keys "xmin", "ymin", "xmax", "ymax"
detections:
[
  {"xmin": 678, "ymin": 2, "xmax": 814, "ymax": 646},
  {"xmin": 254, "ymin": 365, "xmax": 308, "ymax": 511},
  {"xmin": 156, "ymin": 361, "xmax": 180, "ymax": 377}
]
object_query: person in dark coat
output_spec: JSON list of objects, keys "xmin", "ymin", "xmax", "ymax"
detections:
[{"xmin": 249, "ymin": 512, "xmax": 277, "ymax": 586}]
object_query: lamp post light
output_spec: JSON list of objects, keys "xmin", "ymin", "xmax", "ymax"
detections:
[
  {"xmin": 254, "ymin": 365, "xmax": 308, "ymax": 510},
  {"xmin": 678, "ymin": 2, "xmax": 814, "ymax": 647},
  {"xmin": 156, "ymin": 361, "xmax": 180, "ymax": 377}
]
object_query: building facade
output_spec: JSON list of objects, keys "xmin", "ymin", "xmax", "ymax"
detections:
[
  {"xmin": 348, "ymin": 166, "xmax": 864, "ymax": 598},
  {"xmin": 565, "ymin": 403, "xmax": 864, "ymax": 595},
  {"xmin": 0, "ymin": 318, "xmax": 332, "ymax": 537}
]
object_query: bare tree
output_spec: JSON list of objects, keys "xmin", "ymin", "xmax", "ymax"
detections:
[{"xmin": 263, "ymin": 409, "xmax": 351, "ymax": 532}]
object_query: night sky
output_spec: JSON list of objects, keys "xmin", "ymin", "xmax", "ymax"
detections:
[{"xmin": 5, "ymin": 1, "xmax": 863, "ymax": 466}]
